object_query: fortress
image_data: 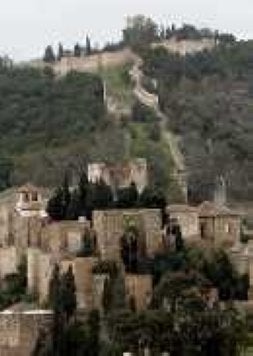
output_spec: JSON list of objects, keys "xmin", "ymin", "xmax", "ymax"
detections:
[
  {"xmin": 0, "ymin": 159, "xmax": 249, "ymax": 356},
  {"xmin": 30, "ymin": 37, "xmax": 216, "ymax": 77},
  {"xmin": 0, "ymin": 162, "xmax": 250, "ymax": 353}
]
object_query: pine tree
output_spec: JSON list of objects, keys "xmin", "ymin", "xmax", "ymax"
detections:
[{"xmin": 43, "ymin": 45, "xmax": 56, "ymax": 63}]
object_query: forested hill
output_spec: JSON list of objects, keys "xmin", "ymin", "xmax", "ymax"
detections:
[
  {"xmin": 141, "ymin": 40, "xmax": 253, "ymax": 202},
  {"xmin": 0, "ymin": 63, "xmax": 179, "ymax": 200},
  {"xmin": 0, "ymin": 66, "xmax": 107, "ymax": 188},
  {"xmin": 1, "ymin": 17, "xmax": 253, "ymax": 203}
]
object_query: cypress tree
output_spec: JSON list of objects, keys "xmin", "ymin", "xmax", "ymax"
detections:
[
  {"xmin": 43, "ymin": 45, "xmax": 56, "ymax": 63},
  {"xmin": 62, "ymin": 173, "xmax": 71, "ymax": 219},
  {"xmin": 86, "ymin": 35, "xmax": 91, "ymax": 55},
  {"xmin": 87, "ymin": 310, "xmax": 100, "ymax": 356},
  {"xmin": 61, "ymin": 266, "xmax": 77, "ymax": 322},
  {"xmin": 46, "ymin": 188, "xmax": 65, "ymax": 220},
  {"xmin": 74, "ymin": 43, "xmax": 81, "ymax": 57},
  {"xmin": 57, "ymin": 42, "xmax": 64, "ymax": 61},
  {"xmin": 48, "ymin": 264, "xmax": 63, "ymax": 355}
]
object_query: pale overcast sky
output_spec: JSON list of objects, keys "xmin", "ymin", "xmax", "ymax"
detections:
[{"xmin": 0, "ymin": 0, "xmax": 253, "ymax": 61}]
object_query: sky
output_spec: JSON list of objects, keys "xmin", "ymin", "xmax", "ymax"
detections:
[{"xmin": 1, "ymin": 0, "xmax": 253, "ymax": 61}]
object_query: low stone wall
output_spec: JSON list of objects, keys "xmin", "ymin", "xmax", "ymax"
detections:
[{"xmin": 0, "ymin": 311, "xmax": 52, "ymax": 356}]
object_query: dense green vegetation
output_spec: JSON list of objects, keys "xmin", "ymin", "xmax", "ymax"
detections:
[
  {"xmin": 141, "ymin": 41, "xmax": 253, "ymax": 202},
  {"xmin": 0, "ymin": 60, "xmax": 180, "ymax": 198},
  {"xmin": 0, "ymin": 64, "xmax": 106, "ymax": 186}
]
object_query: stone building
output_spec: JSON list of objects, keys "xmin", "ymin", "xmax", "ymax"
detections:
[
  {"xmin": 93, "ymin": 209, "xmax": 163, "ymax": 260},
  {"xmin": 40, "ymin": 219, "xmax": 92, "ymax": 255},
  {"xmin": 198, "ymin": 201, "xmax": 241, "ymax": 247},
  {"xmin": 0, "ymin": 307, "xmax": 52, "ymax": 356},
  {"xmin": 125, "ymin": 274, "xmax": 152, "ymax": 310},
  {"xmin": 88, "ymin": 158, "xmax": 148, "ymax": 193},
  {"xmin": 167, "ymin": 205, "xmax": 200, "ymax": 242},
  {"xmin": 166, "ymin": 201, "xmax": 242, "ymax": 248}
]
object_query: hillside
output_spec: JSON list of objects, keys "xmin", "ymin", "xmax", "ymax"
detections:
[
  {"xmin": 0, "ymin": 62, "xmax": 181, "ymax": 201},
  {"xmin": 141, "ymin": 41, "xmax": 253, "ymax": 202},
  {"xmin": 1, "ymin": 17, "xmax": 253, "ymax": 204}
]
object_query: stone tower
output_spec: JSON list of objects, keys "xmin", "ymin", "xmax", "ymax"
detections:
[{"xmin": 15, "ymin": 183, "xmax": 47, "ymax": 218}]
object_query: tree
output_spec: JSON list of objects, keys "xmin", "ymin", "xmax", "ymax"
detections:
[
  {"xmin": 117, "ymin": 182, "xmax": 139, "ymax": 208},
  {"xmin": 154, "ymin": 270, "xmax": 208, "ymax": 312},
  {"xmin": 57, "ymin": 43, "xmax": 64, "ymax": 61},
  {"xmin": 86, "ymin": 36, "xmax": 92, "ymax": 55},
  {"xmin": 79, "ymin": 230, "xmax": 95, "ymax": 257},
  {"xmin": 173, "ymin": 224, "xmax": 184, "ymax": 252},
  {"xmin": 66, "ymin": 189, "xmax": 80, "ymax": 220},
  {"xmin": 47, "ymin": 173, "xmax": 71, "ymax": 220},
  {"xmin": 92, "ymin": 179, "xmax": 113, "ymax": 209},
  {"xmin": 87, "ymin": 310, "xmax": 100, "ymax": 356},
  {"xmin": 61, "ymin": 266, "xmax": 77, "ymax": 322},
  {"xmin": 74, "ymin": 43, "xmax": 81, "ymax": 57},
  {"xmin": 48, "ymin": 264, "xmax": 63, "ymax": 355},
  {"xmin": 123, "ymin": 15, "xmax": 158, "ymax": 50},
  {"xmin": 62, "ymin": 173, "xmax": 71, "ymax": 218},
  {"xmin": 102, "ymin": 277, "xmax": 112, "ymax": 313},
  {"xmin": 43, "ymin": 45, "xmax": 56, "ymax": 63},
  {"xmin": 47, "ymin": 188, "xmax": 65, "ymax": 221}
]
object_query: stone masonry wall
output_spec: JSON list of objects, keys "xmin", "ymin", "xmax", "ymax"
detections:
[
  {"xmin": 152, "ymin": 38, "xmax": 216, "ymax": 56},
  {"xmin": 0, "ymin": 312, "xmax": 52, "ymax": 356},
  {"xmin": 125, "ymin": 274, "xmax": 152, "ymax": 310},
  {"xmin": 93, "ymin": 209, "xmax": 163, "ymax": 261},
  {"xmin": 53, "ymin": 48, "xmax": 136, "ymax": 76},
  {"xmin": 0, "ymin": 247, "xmax": 18, "ymax": 279}
]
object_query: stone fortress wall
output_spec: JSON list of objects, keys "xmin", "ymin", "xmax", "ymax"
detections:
[
  {"xmin": 0, "ymin": 180, "xmax": 248, "ymax": 355},
  {"xmin": 32, "ymin": 48, "xmax": 137, "ymax": 76},
  {"xmin": 28, "ymin": 37, "xmax": 216, "ymax": 77},
  {"xmin": 152, "ymin": 37, "xmax": 216, "ymax": 55}
]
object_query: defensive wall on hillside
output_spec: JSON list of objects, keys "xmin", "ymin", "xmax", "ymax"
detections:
[
  {"xmin": 53, "ymin": 48, "xmax": 136, "ymax": 75},
  {"xmin": 152, "ymin": 37, "xmax": 216, "ymax": 55}
]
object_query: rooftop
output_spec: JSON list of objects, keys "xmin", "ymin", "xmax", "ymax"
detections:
[{"xmin": 198, "ymin": 201, "xmax": 240, "ymax": 217}]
